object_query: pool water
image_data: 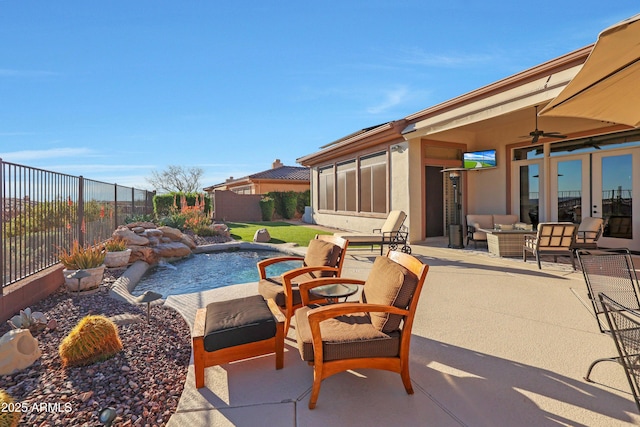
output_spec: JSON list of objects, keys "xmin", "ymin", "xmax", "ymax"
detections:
[{"xmin": 132, "ymin": 250, "xmax": 301, "ymax": 298}]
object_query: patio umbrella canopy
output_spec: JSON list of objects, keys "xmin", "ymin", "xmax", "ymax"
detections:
[{"xmin": 539, "ymin": 13, "xmax": 640, "ymax": 127}]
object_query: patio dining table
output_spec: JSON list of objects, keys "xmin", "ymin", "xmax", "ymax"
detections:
[{"xmin": 478, "ymin": 227, "xmax": 536, "ymax": 257}]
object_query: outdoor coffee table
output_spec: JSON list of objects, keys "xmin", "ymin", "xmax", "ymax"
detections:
[
  {"xmin": 478, "ymin": 228, "xmax": 536, "ymax": 257},
  {"xmin": 310, "ymin": 283, "xmax": 359, "ymax": 303}
]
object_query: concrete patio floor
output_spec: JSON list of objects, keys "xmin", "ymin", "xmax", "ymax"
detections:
[{"xmin": 164, "ymin": 240, "xmax": 640, "ymax": 427}]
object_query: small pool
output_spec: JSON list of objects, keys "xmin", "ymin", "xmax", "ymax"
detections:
[{"xmin": 131, "ymin": 250, "xmax": 300, "ymax": 298}]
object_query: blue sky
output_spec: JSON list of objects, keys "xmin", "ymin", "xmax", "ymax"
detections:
[{"xmin": 1, "ymin": 1, "xmax": 637, "ymax": 191}]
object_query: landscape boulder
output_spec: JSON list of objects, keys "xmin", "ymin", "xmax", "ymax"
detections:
[
  {"xmin": 0, "ymin": 329, "xmax": 42, "ymax": 375},
  {"xmin": 153, "ymin": 242, "xmax": 192, "ymax": 260},
  {"xmin": 113, "ymin": 227, "xmax": 150, "ymax": 246},
  {"xmin": 253, "ymin": 228, "xmax": 271, "ymax": 243}
]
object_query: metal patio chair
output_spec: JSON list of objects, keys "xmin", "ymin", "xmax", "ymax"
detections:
[
  {"xmin": 576, "ymin": 249, "xmax": 640, "ymax": 381},
  {"xmin": 599, "ymin": 293, "xmax": 640, "ymax": 412},
  {"xmin": 523, "ymin": 222, "xmax": 577, "ymax": 269}
]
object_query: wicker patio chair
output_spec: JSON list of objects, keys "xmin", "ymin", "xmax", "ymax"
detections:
[
  {"xmin": 599, "ymin": 293, "xmax": 640, "ymax": 412},
  {"xmin": 576, "ymin": 249, "xmax": 640, "ymax": 381}
]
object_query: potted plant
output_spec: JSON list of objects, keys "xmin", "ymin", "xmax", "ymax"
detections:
[
  {"xmin": 102, "ymin": 236, "xmax": 131, "ymax": 268},
  {"xmin": 58, "ymin": 240, "xmax": 106, "ymax": 292}
]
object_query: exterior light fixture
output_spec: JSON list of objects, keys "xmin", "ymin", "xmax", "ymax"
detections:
[
  {"xmin": 441, "ymin": 168, "xmax": 465, "ymax": 249},
  {"xmin": 135, "ymin": 290, "xmax": 163, "ymax": 323},
  {"xmin": 67, "ymin": 269, "xmax": 91, "ymax": 296},
  {"xmin": 99, "ymin": 407, "xmax": 117, "ymax": 426}
]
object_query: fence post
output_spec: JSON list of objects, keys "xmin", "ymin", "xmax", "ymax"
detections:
[
  {"xmin": 131, "ymin": 187, "xmax": 135, "ymax": 220},
  {"xmin": 114, "ymin": 183, "xmax": 118, "ymax": 227},
  {"xmin": 78, "ymin": 176, "xmax": 85, "ymax": 247}
]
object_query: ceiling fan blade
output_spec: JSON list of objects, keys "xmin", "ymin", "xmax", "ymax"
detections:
[
  {"xmin": 542, "ymin": 133, "xmax": 567, "ymax": 139},
  {"xmin": 531, "ymin": 134, "xmax": 539, "ymax": 143}
]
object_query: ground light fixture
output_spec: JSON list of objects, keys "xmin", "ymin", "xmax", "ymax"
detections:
[
  {"xmin": 66, "ymin": 269, "xmax": 91, "ymax": 296},
  {"xmin": 135, "ymin": 290, "xmax": 163, "ymax": 323},
  {"xmin": 99, "ymin": 407, "xmax": 117, "ymax": 426}
]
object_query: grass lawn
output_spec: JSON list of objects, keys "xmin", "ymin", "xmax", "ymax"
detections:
[{"xmin": 225, "ymin": 221, "xmax": 332, "ymax": 247}]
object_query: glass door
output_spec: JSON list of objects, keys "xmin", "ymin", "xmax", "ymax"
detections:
[
  {"xmin": 549, "ymin": 148, "xmax": 639, "ymax": 251},
  {"xmin": 550, "ymin": 156, "xmax": 590, "ymax": 223},
  {"xmin": 592, "ymin": 149, "xmax": 639, "ymax": 251},
  {"xmin": 513, "ymin": 162, "xmax": 542, "ymax": 228}
]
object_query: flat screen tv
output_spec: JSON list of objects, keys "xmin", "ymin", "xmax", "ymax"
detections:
[{"xmin": 463, "ymin": 149, "xmax": 496, "ymax": 169}]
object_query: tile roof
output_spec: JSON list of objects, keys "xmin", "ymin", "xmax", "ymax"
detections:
[
  {"xmin": 206, "ymin": 165, "xmax": 309, "ymax": 190},
  {"xmin": 248, "ymin": 166, "xmax": 309, "ymax": 181}
]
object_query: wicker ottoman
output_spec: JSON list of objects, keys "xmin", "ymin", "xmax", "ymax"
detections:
[{"xmin": 192, "ymin": 295, "xmax": 285, "ymax": 388}]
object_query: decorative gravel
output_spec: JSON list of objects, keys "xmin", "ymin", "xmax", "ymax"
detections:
[{"xmin": 0, "ymin": 277, "xmax": 192, "ymax": 426}]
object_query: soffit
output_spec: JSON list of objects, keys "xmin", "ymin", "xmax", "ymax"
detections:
[{"xmin": 403, "ymin": 65, "xmax": 583, "ymax": 139}]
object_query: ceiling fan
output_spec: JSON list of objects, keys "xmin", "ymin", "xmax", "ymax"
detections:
[{"xmin": 525, "ymin": 105, "xmax": 567, "ymax": 143}]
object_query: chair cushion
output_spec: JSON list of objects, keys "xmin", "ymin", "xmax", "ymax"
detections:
[
  {"xmin": 295, "ymin": 306, "xmax": 400, "ymax": 362},
  {"xmin": 304, "ymin": 239, "xmax": 341, "ymax": 277},
  {"xmin": 202, "ymin": 295, "xmax": 276, "ymax": 352},
  {"xmin": 258, "ymin": 275, "xmax": 323, "ymax": 307},
  {"xmin": 360, "ymin": 256, "xmax": 418, "ymax": 332},
  {"xmin": 533, "ymin": 223, "xmax": 576, "ymax": 251},
  {"xmin": 493, "ymin": 214, "xmax": 518, "ymax": 226},
  {"xmin": 576, "ymin": 217, "xmax": 604, "ymax": 244},
  {"xmin": 467, "ymin": 214, "xmax": 493, "ymax": 232},
  {"xmin": 381, "ymin": 210, "xmax": 407, "ymax": 234}
]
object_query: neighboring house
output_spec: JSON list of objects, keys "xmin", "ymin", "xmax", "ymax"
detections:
[
  {"xmin": 203, "ymin": 159, "xmax": 310, "ymax": 195},
  {"xmin": 298, "ymin": 44, "xmax": 640, "ymax": 252},
  {"xmin": 203, "ymin": 159, "xmax": 310, "ymax": 222}
]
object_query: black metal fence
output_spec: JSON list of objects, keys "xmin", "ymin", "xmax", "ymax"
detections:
[{"xmin": 1, "ymin": 158, "xmax": 155, "ymax": 292}]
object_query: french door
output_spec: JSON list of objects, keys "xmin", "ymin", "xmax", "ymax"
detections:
[{"xmin": 550, "ymin": 147, "xmax": 639, "ymax": 251}]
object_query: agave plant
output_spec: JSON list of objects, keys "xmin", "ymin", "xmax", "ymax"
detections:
[
  {"xmin": 103, "ymin": 236, "xmax": 128, "ymax": 252},
  {"xmin": 8, "ymin": 307, "xmax": 47, "ymax": 334},
  {"xmin": 58, "ymin": 240, "xmax": 106, "ymax": 270}
]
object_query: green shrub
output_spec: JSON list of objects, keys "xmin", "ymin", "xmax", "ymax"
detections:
[
  {"xmin": 125, "ymin": 213, "xmax": 155, "ymax": 224},
  {"xmin": 296, "ymin": 189, "xmax": 310, "ymax": 215},
  {"xmin": 157, "ymin": 213, "xmax": 187, "ymax": 230},
  {"xmin": 259, "ymin": 197, "xmax": 274, "ymax": 221},
  {"xmin": 265, "ymin": 190, "xmax": 309, "ymax": 219},
  {"xmin": 282, "ymin": 191, "xmax": 298, "ymax": 219}
]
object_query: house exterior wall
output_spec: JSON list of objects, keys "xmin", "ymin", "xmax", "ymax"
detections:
[
  {"xmin": 307, "ymin": 134, "xmax": 408, "ymax": 234},
  {"xmin": 299, "ymin": 46, "xmax": 640, "ymax": 250}
]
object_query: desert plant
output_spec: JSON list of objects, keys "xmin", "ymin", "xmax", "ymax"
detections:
[
  {"xmin": 58, "ymin": 315, "xmax": 123, "ymax": 367},
  {"xmin": 0, "ymin": 389, "xmax": 21, "ymax": 427},
  {"xmin": 7, "ymin": 307, "xmax": 47, "ymax": 334},
  {"xmin": 103, "ymin": 236, "xmax": 128, "ymax": 252},
  {"xmin": 58, "ymin": 240, "xmax": 106, "ymax": 270}
]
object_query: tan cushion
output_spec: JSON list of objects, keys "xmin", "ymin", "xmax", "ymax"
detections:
[
  {"xmin": 533, "ymin": 223, "xmax": 576, "ymax": 250},
  {"xmin": 472, "ymin": 223, "xmax": 487, "ymax": 241},
  {"xmin": 304, "ymin": 239, "xmax": 340, "ymax": 277},
  {"xmin": 380, "ymin": 210, "xmax": 406, "ymax": 234},
  {"xmin": 295, "ymin": 306, "xmax": 399, "ymax": 362},
  {"xmin": 467, "ymin": 215, "xmax": 493, "ymax": 230},
  {"xmin": 493, "ymin": 214, "xmax": 518, "ymax": 226},
  {"xmin": 258, "ymin": 275, "xmax": 323, "ymax": 307},
  {"xmin": 576, "ymin": 217, "xmax": 604, "ymax": 243},
  {"xmin": 360, "ymin": 256, "xmax": 418, "ymax": 332}
]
